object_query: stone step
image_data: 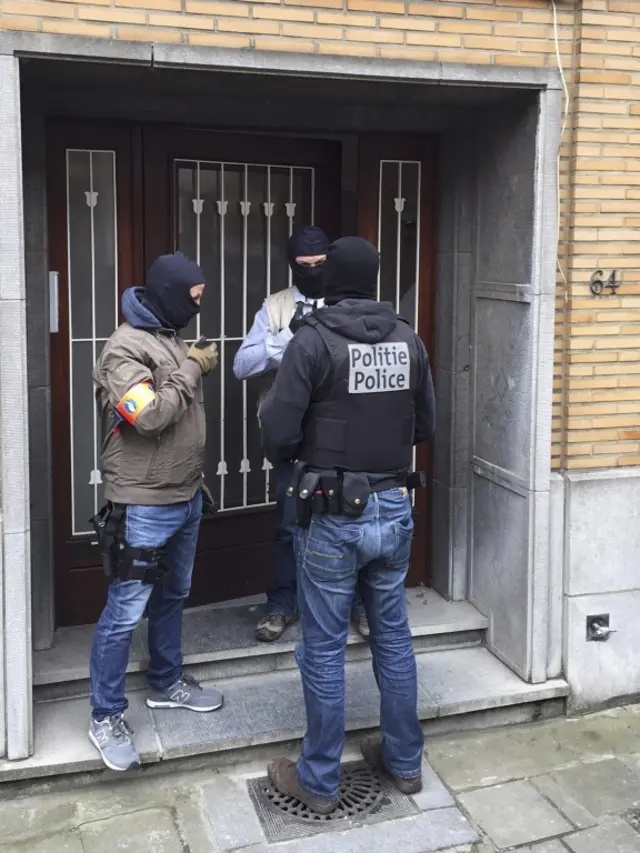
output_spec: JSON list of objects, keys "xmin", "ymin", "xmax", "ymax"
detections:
[
  {"xmin": 34, "ymin": 589, "xmax": 488, "ymax": 701},
  {"xmin": 2, "ymin": 645, "xmax": 569, "ymax": 786}
]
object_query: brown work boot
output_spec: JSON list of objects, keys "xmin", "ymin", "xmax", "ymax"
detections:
[
  {"xmin": 267, "ymin": 758, "xmax": 338, "ymax": 815},
  {"xmin": 255, "ymin": 612, "xmax": 297, "ymax": 643},
  {"xmin": 351, "ymin": 611, "xmax": 370, "ymax": 639},
  {"xmin": 360, "ymin": 733, "xmax": 422, "ymax": 795}
]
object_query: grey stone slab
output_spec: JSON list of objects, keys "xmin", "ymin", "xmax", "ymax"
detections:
[
  {"xmin": 416, "ymin": 646, "xmax": 567, "ymax": 720},
  {"xmin": 565, "ymin": 469, "xmax": 640, "ymax": 596},
  {"xmin": 0, "ymin": 690, "xmax": 158, "ymax": 782},
  {"xmin": 546, "ymin": 713, "xmax": 640, "ymax": 763},
  {"xmin": 531, "ymin": 774, "xmax": 598, "ymax": 830},
  {"xmin": 202, "ymin": 774, "xmax": 266, "ymax": 848},
  {"xmin": 242, "ymin": 808, "xmax": 477, "ymax": 853},
  {"xmin": 427, "ymin": 720, "xmax": 576, "ymax": 793},
  {"xmin": 564, "ymin": 817, "xmax": 640, "ymax": 853},
  {"xmin": 527, "ymin": 843, "xmax": 568, "ymax": 853},
  {"xmin": 565, "ymin": 592, "xmax": 640, "ymax": 712},
  {"xmin": 0, "ymin": 833, "xmax": 84, "ymax": 853},
  {"xmin": 152, "ymin": 646, "xmax": 566, "ymax": 762},
  {"xmin": 458, "ymin": 780, "xmax": 572, "ymax": 849},
  {"xmin": 547, "ymin": 759, "xmax": 640, "ymax": 819},
  {"xmin": 0, "ymin": 795, "xmax": 78, "ymax": 845},
  {"xmin": 412, "ymin": 760, "xmax": 456, "ymax": 811},
  {"xmin": 173, "ymin": 795, "xmax": 219, "ymax": 853},
  {"xmin": 80, "ymin": 808, "xmax": 183, "ymax": 853}
]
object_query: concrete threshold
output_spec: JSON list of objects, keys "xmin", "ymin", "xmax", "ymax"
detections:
[{"xmin": 1, "ymin": 645, "xmax": 568, "ymax": 785}]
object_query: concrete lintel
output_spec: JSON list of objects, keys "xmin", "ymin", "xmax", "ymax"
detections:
[
  {"xmin": 0, "ymin": 32, "xmax": 153, "ymax": 65},
  {"xmin": 0, "ymin": 30, "xmax": 561, "ymax": 91},
  {"xmin": 153, "ymin": 43, "xmax": 562, "ymax": 90}
]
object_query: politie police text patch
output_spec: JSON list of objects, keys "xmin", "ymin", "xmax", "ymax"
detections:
[{"xmin": 348, "ymin": 342, "xmax": 410, "ymax": 394}]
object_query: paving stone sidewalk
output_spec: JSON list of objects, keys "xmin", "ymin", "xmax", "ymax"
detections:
[{"xmin": 1, "ymin": 704, "xmax": 640, "ymax": 853}]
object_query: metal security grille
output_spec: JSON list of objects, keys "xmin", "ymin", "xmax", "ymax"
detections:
[
  {"xmin": 378, "ymin": 160, "xmax": 422, "ymax": 484},
  {"xmin": 66, "ymin": 149, "xmax": 118, "ymax": 535},
  {"xmin": 175, "ymin": 160, "xmax": 315, "ymax": 512},
  {"xmin": 247, "ymin": 761, "xmax": 419, "ymax": 843}
]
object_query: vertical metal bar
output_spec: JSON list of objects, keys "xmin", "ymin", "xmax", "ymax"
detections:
[
  {"xmin": 288, "ymin": 167, "xmax": 293, "ymax": 289},
  {"xmin": 414, "ymin": 161, "xmax": 422, "ymax": 333},
  {"xmin": 376, "ymin": 161, "xmax": 384, "ymax": 302},
  {"xmin": 396, "ymin": 161, "xmax": 402, "ymax": 315},
  {"xmin": 89, "ymin": 152, "xmax": 99, "ymax": 519},
  {"xmin": 196, "ymin": 161, "xmax": 201, "ymax": 342},
  {"xmin": 242, "ymin": 164, "xmax": 249, "ymax": 508},
  {"xmin": 66, "ymin": 149, "xmax": 77, "ymax": 535},
  {"xmin": 266, "ymin": 166, "xmax": 272, "ymax": 298},
  {"xmin": 265, "ymin": 166, "xmax": 272, "ymax": 503},
  {"xmin": 219, "ymin": 163, "xmax": 226, "ymax": 510},
  {"xmin": 310, "ymin": 168, "xmax": 315, "ymax": 227}
]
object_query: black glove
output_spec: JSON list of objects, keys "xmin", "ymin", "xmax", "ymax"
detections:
[{"xmin": 289, "ymin": 302, "xmax": 305, "ymax": 334}]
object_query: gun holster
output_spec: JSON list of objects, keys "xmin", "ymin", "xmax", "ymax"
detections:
[
  {"xmin": 90, "ymin": 503, "xmax": 168, "ymax": 585},
  {"xmin": 296, "ymin": 471, "xmax": 321, "ymax": 528}
]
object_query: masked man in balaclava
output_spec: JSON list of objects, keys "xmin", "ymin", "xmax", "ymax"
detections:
[
  {"xmin": 89, "ymin": 252, "xmax": 222, "ymax": 773},
  {"xmin": 234, "ymin": 227, "xmax": 367, "ymax": 643},
  {"xmin": 259, "ymin": 237, "xmax": 436, "ymax": 815}
]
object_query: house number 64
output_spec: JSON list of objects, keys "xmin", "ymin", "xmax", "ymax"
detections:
[{"xmin": 589, "ymin": 270, "xmax": 618, "ymax": 296}]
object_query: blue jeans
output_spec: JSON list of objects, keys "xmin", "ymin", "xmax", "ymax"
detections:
[
  {"xmin": 267, "ymin": 462, "xmax": 365, "ymax": 620},
  {"xmin": 294, "ymin": 488, "xmax": 424, "ymax": 800},
  {"xmin": 90, "ymin": 492, "xmax": 202, "ymax": 720}
]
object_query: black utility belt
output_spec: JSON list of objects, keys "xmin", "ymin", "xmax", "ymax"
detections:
[{"xmin": 286, "ymin": 464, "xmax": 425, "ymax": 529}]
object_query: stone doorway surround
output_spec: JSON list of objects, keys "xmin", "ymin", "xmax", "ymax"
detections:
[{"xmin": 0, "ymin": 31, "xmax": 562, "ymax": 760}]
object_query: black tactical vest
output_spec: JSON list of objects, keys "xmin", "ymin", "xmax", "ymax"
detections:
[{"xmin": 298, "ymin": 316, "xmax": 419, "ymax": 474}]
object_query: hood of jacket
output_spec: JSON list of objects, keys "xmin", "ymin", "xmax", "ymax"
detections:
[
  {"xmin": 121, "ymin": 287, "xmax": 163, "ymax": 330},
  {"xmin": 309, "ymin": 298, "xmax": 398, "ymax": 344}
]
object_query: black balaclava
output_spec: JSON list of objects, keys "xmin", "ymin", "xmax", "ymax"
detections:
[
  {"xmin": 144, "ymin": 252, "xmax": 205, "ymax": 331},
  {"xmin": 287, "ymin": 226, "xmax": 329, "ymax": 300},
  {"xmin": 323, "ymin": 237, "xmax": 380, "ymax": 306}
]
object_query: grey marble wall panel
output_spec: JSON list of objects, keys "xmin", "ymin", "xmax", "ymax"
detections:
[
  {"xmin": 476, "ymin": 98, "xmax": 537, "ymax": 287},
  {"xmin": 470, "ymin": 473, "xmax": 529, "ymax": 679},
  {"xmin": 473, "ymin": 297, "xmax": 532, "ymax": 482}
]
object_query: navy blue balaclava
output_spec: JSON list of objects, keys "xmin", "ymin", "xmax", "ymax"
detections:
[
  {"xmin": 287, "ymin": 226, "xmax": 329, "ymax": 300},
  {"xmin": 144, "ymin": 252, "xmax": 205, "ymax": 330},
  {"xmin": 323, "ymin": 237, "xmax": 379, "ymax": 306}
]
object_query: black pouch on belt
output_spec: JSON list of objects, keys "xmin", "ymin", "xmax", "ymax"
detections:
[
  {"xmin": 340, "ymin": 472, "xmax": 371, "ymax": 518},
  {"xmin": 320, "ymin": 472, "xmax": 341, "ymax": 514},
  {"xmin": 297, "ymin": 471, "xmax": 321, "ymax": 528}
]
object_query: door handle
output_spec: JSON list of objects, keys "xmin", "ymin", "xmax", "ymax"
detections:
[{"xmin": 49, "ymin": 271, "xmax": 59, "ymax": 334}]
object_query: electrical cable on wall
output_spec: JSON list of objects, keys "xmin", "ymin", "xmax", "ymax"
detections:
[{"xmin": 551, "ymin": 0, "xmax": 571, "ymax": 288}]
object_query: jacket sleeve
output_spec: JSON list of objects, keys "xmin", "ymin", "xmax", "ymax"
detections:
[
  {"xmin": 233, "ymin": 303, "xmax": 293, "ymax": 380},
  {"xmin": 414, "ymin": 337, "xmax": 436, "ymax": 445},
  {"xmin": 95, "ymin": 338, "xmax": 202, "ymax": 439},
  {"xmin": 259, "ymin": 332, "xmax": 316, "ymax": 462}
]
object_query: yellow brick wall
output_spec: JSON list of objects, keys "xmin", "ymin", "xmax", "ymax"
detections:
[
  {"xmin": 556, "ymin": 0, "xmax": 640, "ymax": 471},
  {"xmin": 1, "ymin": 0, "xmax": 639, "ymax": 473}
]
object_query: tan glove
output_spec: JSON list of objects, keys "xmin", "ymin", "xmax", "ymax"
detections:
[{"xmin": 187, "ymin": 339, "xmax": 218, "ymax": 375}]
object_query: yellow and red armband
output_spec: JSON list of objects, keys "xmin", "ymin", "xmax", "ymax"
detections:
[{"xmin": 116, "ymin": 381, "xmax": 156, "ymax": 425}]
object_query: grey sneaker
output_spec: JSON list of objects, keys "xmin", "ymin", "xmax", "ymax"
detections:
[
  {"xmin": 352, "ymin": 612, "xmax": 370, "ymax": 639},
  {"xmin": 89, "ymin": 714, "xmax": 140, "ymax": 772},
  {"xmin": 255, "ymin": 612, "xmax": 297, "ymax": 643},
  {"xmin": 146, "ymin": 673, "xmax": 224, "ymax": 712}
]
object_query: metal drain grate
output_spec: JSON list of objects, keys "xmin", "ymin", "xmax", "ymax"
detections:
[
  {"xmin": 625, "ymin": 809, "xmax": 640, "ymax": 833},
  {"xmin": 247, "ymin": 760, "xmax": 420, "ymax": 843}
]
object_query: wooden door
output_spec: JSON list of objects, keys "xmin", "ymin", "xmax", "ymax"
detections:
[
  {"xmin": 48, "ymin": 120, "xmax": 140, "ymax": 627},
  {"xmin": 141, "ymin": 127, "xmax": 342, "ymax": 609},
  {"xmin": 48, "ymin": 119, "xmax": 342, "ymax": 626},
  {"xmin": 358, "ymin": 134, "xmax": 438, "ymax": 587}
]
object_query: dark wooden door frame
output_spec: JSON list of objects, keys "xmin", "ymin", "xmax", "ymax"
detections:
[
  {"xmin": 47, "ymin": 118, "xmax": 140, "ymax": 627},
  {"xmin": 357, "ymin": 133, "xmax": 438, "ymax": 588},
  {"xmin": 47, "ymin": 120, "xmax": 436, "ymax": 626}
]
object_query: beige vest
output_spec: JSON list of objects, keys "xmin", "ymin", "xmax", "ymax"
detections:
[
  {"xmin": 258, "ymin": 287, "xmax": 298, "ymax": 412},
  {"xmin": 265, "ymin": 287, "xmax": 297, "ymax": 335}
]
